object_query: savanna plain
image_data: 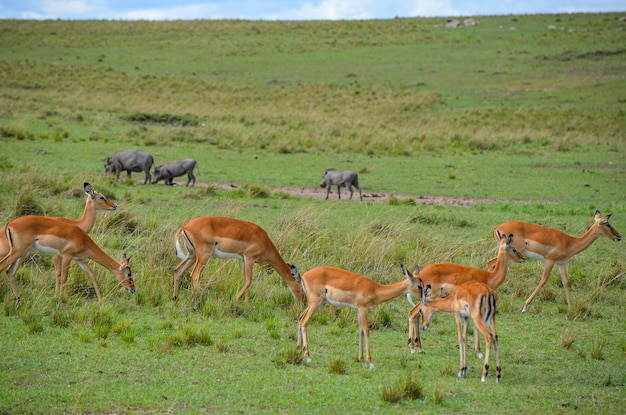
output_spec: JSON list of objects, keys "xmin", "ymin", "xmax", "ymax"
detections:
[{"xmin": 0, "ymin": 13, "xmax": 624, "ymax": 414}]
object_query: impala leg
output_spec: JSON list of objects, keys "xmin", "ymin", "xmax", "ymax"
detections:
[
  {"xmin": 172, "ymin": 253, "xmax": 196, "ymax": 302},
  {"xmin": 408, "ymin": 303, "xmax": 424, "ymax": 354},
  {"xmin": 236, "ymin": 257, "xmax": 253, "ymax": 301},
  {"xmin": 357, "ymin": 308, "xmax": 374, "ymax": 369},
  {"xmin": 474, "ymin": 318, "xmax": 492, "ymax": 382},
  {"xmin": 489, "ymin": 314, "xmax": 501, "ymax": 383},
  {"xmin": 493, "ymin": 329, "xmax": 501, "ymax": 383},
  {"xmin": 522, "ymin": 259, "xmax": 556, "ymax": 312},
  {"xmin": 557, "ymin": 263, "xmax": 573, "ymax": 312},
  {"xmin": 59, "ymin": 255, "xmax": 73, "ymax": 297},
  {"xmin": 54, "ymin": 255, "xmax": 62, "ymax": 295},
  {"xmin": 456, "ymin": 315, "xmax": 466, "ymax": 378},
  {"xmin": 298, "ymin": 299, "xmax": 322, "ymax": 364},
  {"xmin": 456, "ymin": 314, "xmax": 467, "ymax": 378},
  {"xmin": 474, "ymin": 323, "xmax": 484, "ymax": 359},
  {"xmin": 4, "ymin": 258, "xmax": 23, "ymax": 302},
  {"xmin": 76, "ymin": 260, "xmax": 102, "ymax": 302},
  {"xmin": 189, "ymin": 253, "xmax": 210, "ymax": 290}
]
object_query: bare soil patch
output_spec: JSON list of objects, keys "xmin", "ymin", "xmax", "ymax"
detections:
[{"xmin": 165, "ymin": 180, "xmax": 502, "ymax": 207}]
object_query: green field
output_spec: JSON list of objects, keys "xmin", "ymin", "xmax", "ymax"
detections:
[{"xmin": 0, "ymin": 13, "xmax": 625, "ymax": 414}]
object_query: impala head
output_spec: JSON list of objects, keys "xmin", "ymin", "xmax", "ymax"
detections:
[
  {"xmin": 593, "ymin": 210, "xmax": 622, "ymax": 242},
  {"xmin": 288, "ymin": 263, "xmax": 307, "ymax": 304},
  {"xmin": 118, "ymin": 253, "xmax": 135, "ymax": 293},
  {"xmin": 84, "ymin": 182, "xmax": 118, "ymax": 211},
  {"xmin": 400, "ymin": 263, "xmax": 424, "ymax": 301},
  {"xmin": 499, "ymin": 233, "xmax": 526, "ymax": 263},
  {"xmin": 419, "ymin": 284, "xmax": 435, "ymax": 331}
]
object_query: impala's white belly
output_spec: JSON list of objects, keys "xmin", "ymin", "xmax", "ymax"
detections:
[
  {"xmin": 33, "ymin": 240, "xmax": 61, "ymax": 255},
  {"xmin": 523, "ymin": 250, "xmax": 546, "ymax": 261},
  {"xmin": 211, "ymin": 242, "xmax": 244, "ymax": 261},
  {"xmin": 325, "ymin": 297, "xmax": 357, "ymax": 309}
]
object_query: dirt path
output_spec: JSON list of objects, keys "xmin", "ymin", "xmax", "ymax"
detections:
[{"xmin": 210, "ymin": 182, "xmax": 499, "ymax": 207}]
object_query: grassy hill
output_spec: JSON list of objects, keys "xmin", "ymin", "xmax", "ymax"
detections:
[{"xmin": 0, "ymin": 14, "xmax": 624, "ymax": 414}]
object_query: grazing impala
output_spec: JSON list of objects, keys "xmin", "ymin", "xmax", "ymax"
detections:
[
  {"xmin": 0, "ymin": 182, "xmax": 118, "ymax": 291},
  {"xmin": 488, "ymin": 210, "xmax": 621, "ymax": 313},
  {"xmin": 293, "ymin": 265, "xmax": 421, "ymax": 369},
  {"xmin": 403, "ymin": 233, "xmax": 525, "ymax": 354},
  {"xmin": 0, "ymin": 217, "xmax": 134, "ymax": 302},
  {"xmin": 418, "ymin": 280, "xmax": 501, "ymax": 383},
  {"xmin": 173, "ymin": 216, "xmax": 305, "ymax": 304}
]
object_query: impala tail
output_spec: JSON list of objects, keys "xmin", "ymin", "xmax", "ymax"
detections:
[{"xmin": 175, "ymin": 229, "xmax": 194, "ymax": 260}]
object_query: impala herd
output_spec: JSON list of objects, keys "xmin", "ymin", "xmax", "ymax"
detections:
[{"xmin": 0, "ymin": 183, "xmax": 621, "ymax": 382}]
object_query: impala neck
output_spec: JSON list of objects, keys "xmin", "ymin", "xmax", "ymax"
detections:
[
  {"xmin": 84, "ymin": 241, "xmax": 121, "ymax": 273},
  {"xmin": 267, "ymin": 250, "xmax": 305, "ymax": 302},
  {"xmin": 565, "ymin": 223, "xmax": 601, "ymax": 258},
  {"xmin": 422, "ymin": 295, "xmax": 455, "ymax": 326},
  {"xmin": 373, "ymin": 280, "xmax": 412, "ymax": 305},
  {"xmin": 76, "ymin": 197, "xmax": 97, "ymax": 233},
  {"xmin": 488, "ymin": 247, "xmax": 511, "ymax": 287},
  {"xmin": 424, "ymin": 295, "xmax": 455, "ymax": 312}
]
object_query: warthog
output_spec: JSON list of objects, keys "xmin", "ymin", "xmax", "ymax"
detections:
[
  {"xmin": 104, "ymin": 150, "xmax": 154, "ymax": 184},
  {"xmin": 320, "ymin": 168, "xmax": 363, "ymax": 201},
  {"xmin": 152, "ymin": 158, "xmax": 197, "ymax": 187}
]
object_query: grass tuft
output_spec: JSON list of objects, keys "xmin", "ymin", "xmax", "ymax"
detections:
[
  {"xmin": 380, "ymin": 371, "xmax": 424, "ymax": 403},
  {"xmin": 329, "ymin": 359, "xmax": 347, "ymax": 375}
]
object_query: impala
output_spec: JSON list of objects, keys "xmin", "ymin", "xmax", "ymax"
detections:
[
  {"xmin": 488, "ymin": 210, "xmax": 622, "ymax": 313},
  {"xmin": 0, "ymin": 216, "xmax": 134, "ymax": 302},
  {"xmin": 173, "ymin": 216, "xmax": 305, "ymax": 304},
  {"xmin": 418, "ymin": 280, "xmax": 501, "ymax": 383},
  {"xmin": 293, "ymin": 265, "xmax": 421, "ymax": 369},
  {"xmin": 403, "ymin": 233, "xmax": 525, "ymax": 354},
  {"xmin": 0, "ymin": 182, "xmax": 117, "ymax": 292}
]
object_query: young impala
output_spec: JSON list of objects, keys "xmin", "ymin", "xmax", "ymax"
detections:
[
  {"xmin": 418, "ymin": 280, "xmax": 501, "ymax": 383},
  {"xmin": 0, "ymin": 182, "xmax": 117, "ymax": 292},
  {"xmin": 488, "ymin": 210, "xmax": 621, "ymax": 312},
  {"xmin": 173, "ymin": 216, "xmax": 305, "ymax": 304},
  {"xmin": 0, "ymin": 216, "xmax": 134, "ymax": 302},
  {"xmin": 293, "ymin": 265, "xmax": 421, "ymax": 369},
  {"xmin": 403, "ymin": 233, "xmax": 525, "ymax": 354}
]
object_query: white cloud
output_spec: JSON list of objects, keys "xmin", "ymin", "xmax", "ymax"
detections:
[
  {"xmin": 1, "ymin": 0, "xmax": 624, "ymax": 20},
  {"xmin": 409, "ymin": 0, "xmax": 461, "ymax": 17},
  {"xmin": 114, "ymin": 4, "xmax": 221, "ymax": 20},
  {"xmin": 40, "ymin": 0, "xmax": 107, "ymax": 19}
]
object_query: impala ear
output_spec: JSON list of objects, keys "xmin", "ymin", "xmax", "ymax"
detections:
[
  {"xmin": 288, "ymin": 264, "xmax": 301, "ymax": 283},
  {"xmin": 422, "ymin": 285, "xmax": 432, "ymax": 304},
  {"xmin": 413, "ymin": 264, "xmax": 420, "ymax": 274},
  {"xmin": 84, "ymin": 182, "xmax": 95, "ymax": 198},
  {"xmin": 506, "ymin": 233, "xmax": 514, "ymax": 245},
  {"xmin": 594, "ymin": 209, "xmax": 601, "ymax": 218}
]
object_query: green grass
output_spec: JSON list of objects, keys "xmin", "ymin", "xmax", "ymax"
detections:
[{"xmin": 0, "ymin": 13, "xmax": 624, "ymax": 414}]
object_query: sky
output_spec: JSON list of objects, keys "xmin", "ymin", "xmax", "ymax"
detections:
[{"xmin": 0, "ymin": 0, "xmax": 624, "ymax": 20}]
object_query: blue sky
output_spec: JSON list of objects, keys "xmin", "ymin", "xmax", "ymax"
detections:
[{"xmin": 1, "ymin": 0, "xmax": 624, "ymax": 20}]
